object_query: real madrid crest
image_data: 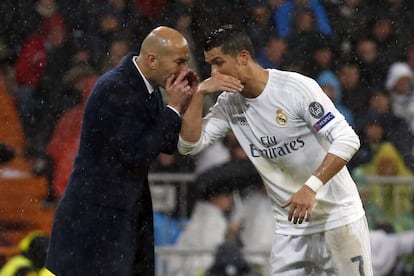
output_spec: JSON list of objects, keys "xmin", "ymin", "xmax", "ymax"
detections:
[{"xmin": 276, "ymin": 109, "xmax": 288, "ymax": 126}]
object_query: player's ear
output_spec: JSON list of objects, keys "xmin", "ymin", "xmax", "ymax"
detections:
[{"xmin": 238, "ymin": 50, "xmax": 250, "ymax": 66}]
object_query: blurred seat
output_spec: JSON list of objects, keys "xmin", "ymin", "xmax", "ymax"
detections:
[{"xmin": 0, "ymin": 82, "xmax": 25, "ymax": 155}]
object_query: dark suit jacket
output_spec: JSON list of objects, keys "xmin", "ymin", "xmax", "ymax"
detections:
[{"xmin": 46, "ymin": 53, "xmax": 182, "ymax": 275}]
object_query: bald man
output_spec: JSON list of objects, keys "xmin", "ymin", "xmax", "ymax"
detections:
[{"xmin": 46, "ymin": 26, "xmax": 198, "ymax": 276}]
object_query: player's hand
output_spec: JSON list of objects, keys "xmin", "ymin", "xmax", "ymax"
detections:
[
  {"xmin": 197, "ymin": 71, "xmax": 244, "ymax": 95},
  {"xmin": 180, "ymin": 70, "xmax": 199, "ymax": 114},
  {"xmin": 185, "ymin": 70, "xmax": 200, "ymax": 93},
  {"xmin": 281, "ymin": 185, "xmax": 316, "ymax": 224},
  {"xmin": 166, "ymin": 69, "xmax": 198, "ymax": 113}
]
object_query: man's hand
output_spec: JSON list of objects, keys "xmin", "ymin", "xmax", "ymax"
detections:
[
  {"xmin": 166, "ymin": 69, "xmax": 198, "ymax": 114},
  {"xmin": 181, "ymin": 70, "xmax": 199, "ymax": 113},
  {"xmin": 198, "ymin": 72, "xmax": 244, "ymax": 95},
  {"xmin": 281, "ymin": 185, "xmax": 316, "ymax": 224}
]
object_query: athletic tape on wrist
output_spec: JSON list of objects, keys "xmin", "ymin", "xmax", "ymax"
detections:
[{"xmin": 305, "ymin": 175, "xmax": 323, "ymax": 193}]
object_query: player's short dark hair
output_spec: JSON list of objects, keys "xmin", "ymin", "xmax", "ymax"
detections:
[{"xmin": 204, "ymin": 24, "xmax": 255, "ymax": 58}]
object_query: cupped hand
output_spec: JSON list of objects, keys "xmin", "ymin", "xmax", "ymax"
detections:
[
  {"xmin": 198, "ymin": 72, "xmax": 244, "ymax": 95},
  {"xmin": 166, "ymin": 69, "xmax": 198, "ymax": 114}
]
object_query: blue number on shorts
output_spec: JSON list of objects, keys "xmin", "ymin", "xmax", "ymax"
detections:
[{"xmin": 351, "ymin": 255, "xmax": 365, "ymax": 276}]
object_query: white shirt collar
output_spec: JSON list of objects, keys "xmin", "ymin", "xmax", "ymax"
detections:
[{"xmin": 132, "ymin": 56, "xmax": 156, "ymax": 94}]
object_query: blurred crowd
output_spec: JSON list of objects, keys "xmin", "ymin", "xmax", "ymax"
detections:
[{"xmin": 2, "ymin": 0, "xmax": 414, "ymax": 275}]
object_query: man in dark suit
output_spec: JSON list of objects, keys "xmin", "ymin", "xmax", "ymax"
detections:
[{"xmin": 46, "ymin": 26, "xmax": 198, "ymax": 275}]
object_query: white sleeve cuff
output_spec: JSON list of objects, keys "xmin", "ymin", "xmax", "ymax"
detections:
[
  {"xmin": 167, "ymin": 105, "xmax": 181, "ymax": 117},
  {"xmin": 177, "ymin": 135, "xmax": 203, "ymax": 155},
  {"xmin": 327, "ymin": 121, "xmax": 360, "ymax": 162}
]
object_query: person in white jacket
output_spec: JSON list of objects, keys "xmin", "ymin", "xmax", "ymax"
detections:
[
  {"xmin": 370, "ymin": 229, "xmax": 414, "ymax": 276},
  {"xmin": 385, "ymin": 62, "xmax": 414, "ymax": 136},
  {"xmin": 178, "ymin": 24, "xmax": 372, "ymax": 275},
  {"xmin": 238, "ymin": 183, "xmax": 274, "ymax": 275},
  {"xmin": 168, "ymin": 181, "xmax": 235, "ymax": 275}
]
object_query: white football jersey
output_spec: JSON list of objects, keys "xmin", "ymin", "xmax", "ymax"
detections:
[{"xmin": 179, "ymin": 69, "xmax": 364, "ymax": 235}]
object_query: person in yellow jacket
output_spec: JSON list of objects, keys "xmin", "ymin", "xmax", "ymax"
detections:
[
  {"xmin": 0, "ymin": 231, "xmax": 54, "ymax": 276},
  {"xmin": 356, "ymin": 142, "xmax": 413, "ymax": 218}
]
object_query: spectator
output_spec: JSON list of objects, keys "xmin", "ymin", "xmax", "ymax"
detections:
[
  {"xmin": 385, "ymin": 62, "xmax": 414, "ymax": 135},
  {"xmin": 99, "ymin": 35, "xmax": 131, "ymax": 73},
  {"xmin": 68, "ymin": 34, "xmax": 95, "ymax": 68},
  {"xmin": 273, "ymin": 0, "xmax": 332, "ymax": 38},
  {"xmin": 316, "ymin": 70, "xmax": 355, "ymax": 127},
  {"xmin": 336, "ymin": 59, "xmax": 373, "ymax": 117},
  {"xmin": 255, "ymin": 34, "xmax": 288, "ymax": 69},
  {"xmin": 356, "ymin": 90, "xmax": 414, "ymax": 171},
  {"xmin": 237, "ymin": 182, "xmax": 274, "ymax": 275},
  {"xmin": 46, "ymin": 65, "xmax": 98, "ymax": 199},
  {"xmin": 85, "ymin": 4, "xmax": 132, "ymax": 68},
  {"xmin": 353, "ymin": 37, "xmax": 387, "ymax": 90},
  {"xmin": 372, "ymin": 0, "xmax": 414, "ymax": 44},
  {"xmin": 0, "ymin": 231, "xmax": 51, "ymax": 276},
  {"xmin": 285, "ymin": 7, "xmax": 329, "ymax": 73},
  {"xmin": 168, "ymin": 178, "xmax": 236, "ymax": 275},
  {"xmin": 305, "ymin": 36, "xmax": 336, "ymax": 78},
  {"xmin": 352, "ymin": 111, "xmax": 413, "ymax": 218},
  {"xmin": 369, "ymin": 12, "xmax": 408, "ymax": 69},
  {"xmin": 352, "ymin": 167, "xmax": 392, "ymax": 230},
  {"xmin": 370, "ymin": 229, "xmax": 414, "ymax": 276},
  {"xmin": 244, "ymin": 0, "xmax": 278, "ymax": 53}
]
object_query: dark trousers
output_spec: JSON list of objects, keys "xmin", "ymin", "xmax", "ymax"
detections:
[{"xmin": 133, "ymin": 182, "xmax": 155, "ymax": 276}]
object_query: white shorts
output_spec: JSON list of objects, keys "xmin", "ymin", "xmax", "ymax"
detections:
[{"xmin": 270, "ymin": 216, "xmax": 373, "ymax": 276}]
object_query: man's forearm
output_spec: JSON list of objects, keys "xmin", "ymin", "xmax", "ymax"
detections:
[
  {"xmin": 313, "ymin": 153, "xmax": 347, "ymax": 184},
  {"xmin": 181, "ymin": 89, "xmax": 205, "ymax": 142}
]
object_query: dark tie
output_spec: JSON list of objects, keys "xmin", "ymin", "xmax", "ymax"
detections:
[
  {"xmin": 152, "ymin": 86, "xmax": 161, "ymax": 98},
  {"xmin": 146, "ymin": 87, "xmax": 162, "ymax": 115}
]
